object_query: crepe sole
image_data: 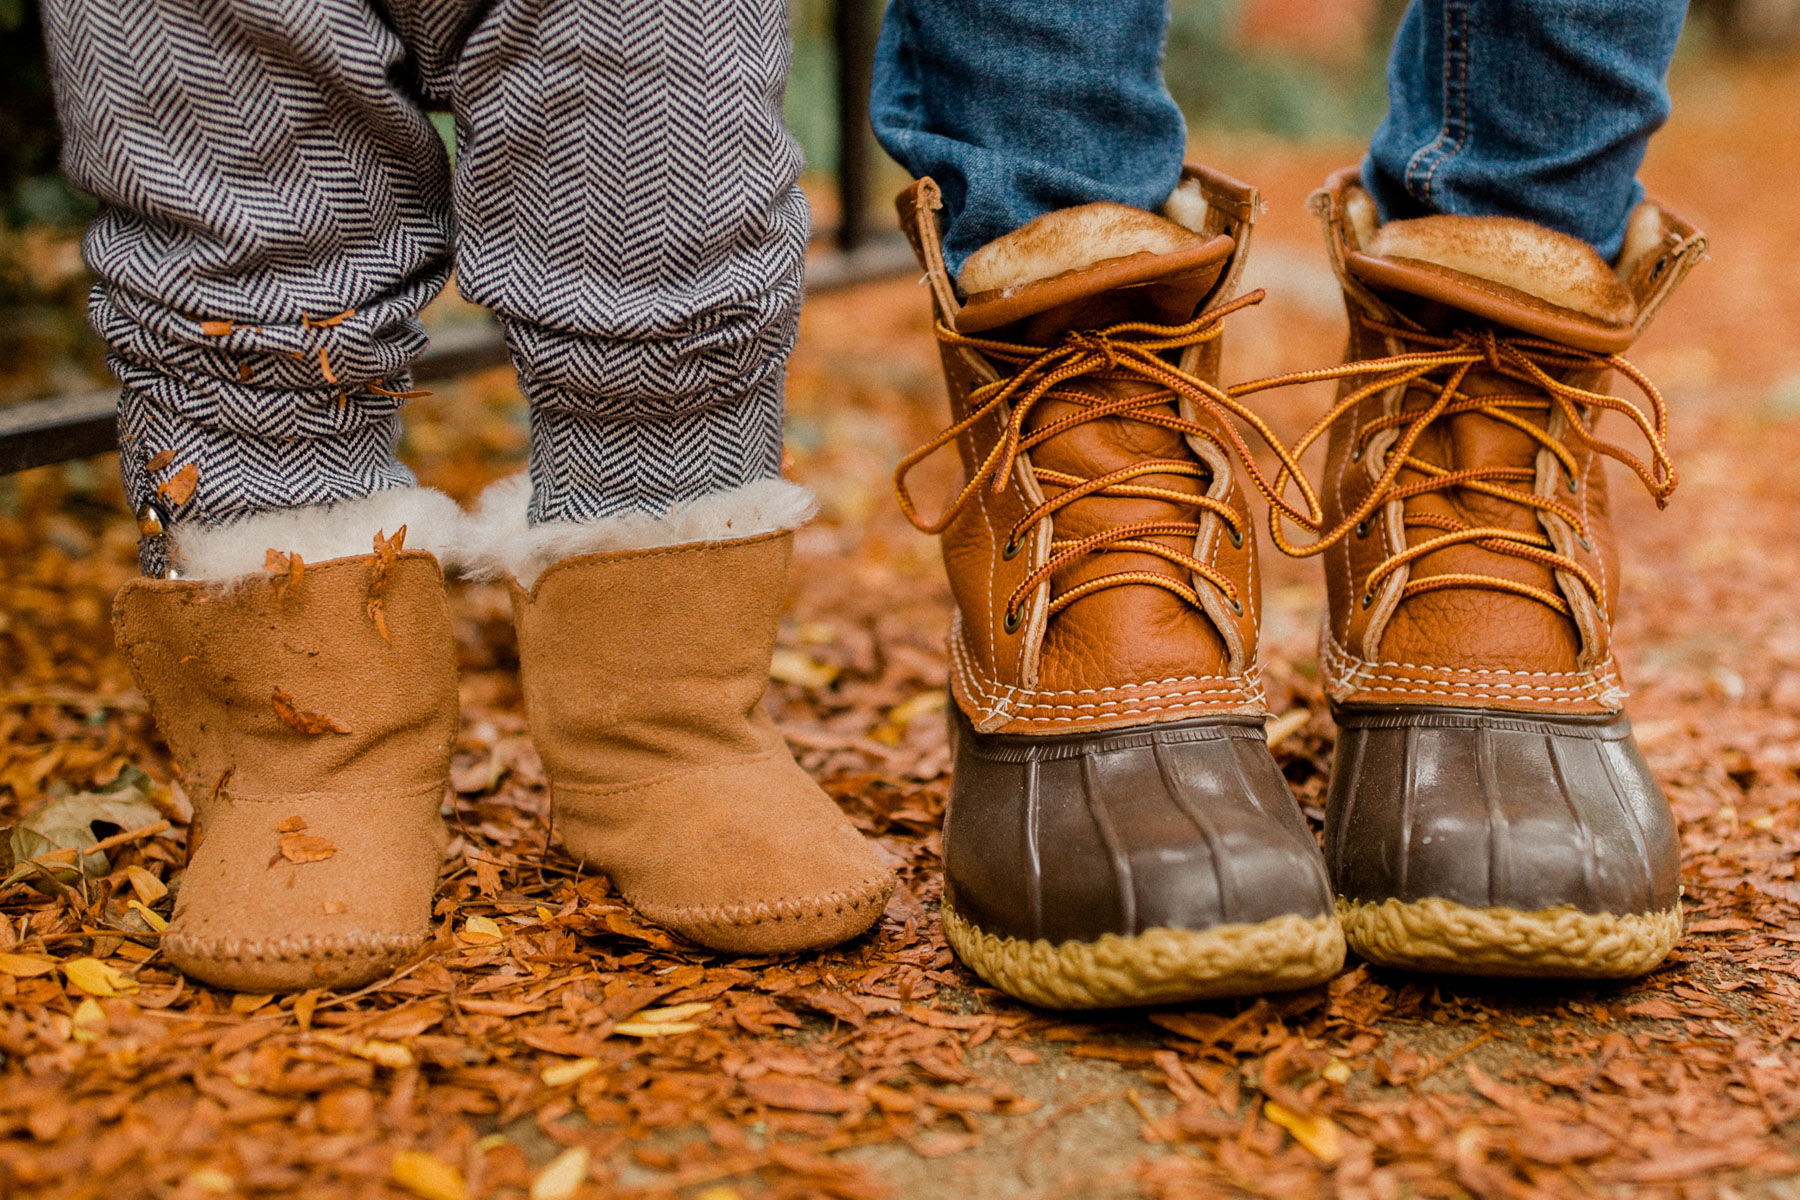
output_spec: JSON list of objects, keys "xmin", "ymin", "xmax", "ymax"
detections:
[
  {"xmin": 941, "ymin": 902, "xmax": 1345, "ymax": 1010},
  {"xmin": 1339, "ymin": 896, "xmax": 1682, "ymax": 978}
]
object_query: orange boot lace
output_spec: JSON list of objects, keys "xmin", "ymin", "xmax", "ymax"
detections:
[
  {"xmin": 1232, "ymin": 322, "xmax": 1676, "ymax": 619},
  {"xmin": 895, "ymin": 293, "xmax": 1326, "ymax": 630}
]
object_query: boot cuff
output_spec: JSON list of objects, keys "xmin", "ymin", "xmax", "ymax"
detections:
[
  {"xmin": 1367, "ymin": 214, "xmax": 1636, "ymax": 326},
  {"xmin": 171, "ymin": 486, "xmax": 463, "ymax": 582},
  {"xmin": 958, "ymin": 178, "xmax": 1212, "ymax": 296},
  {"xmin": 456, "ymin": 473, "xmax": 818, "ymax": 586}
]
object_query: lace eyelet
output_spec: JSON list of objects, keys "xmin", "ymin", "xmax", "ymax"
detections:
[
  {"xmin": 1360, "ymin": 591, "xmax": 1374, "ymax": 610},
  {"xmin": 1350, "ymin": 444, "xmax": 1365, "ymax": 463},
  {"xmin": 1229, "ymin": 597, "xmax": 1244, "ymax": 617},
  {"xmin": 1578, "ymin": 534, "xmax": 1594, "ymax": 552},
  {"xmin": 1226, "ymin": 524, "xmax": 1244, "ymax": 549},
  {"xmin": 1355, "ymin": 519, "xmax": 1370, "ymax": 538},
  {"xmin": 1002, "ymin": 607, "xmax": 1023, "ymax": 635},
  {"xmin": 1001, "ymin": 535, "xmax": 1022, "ymax": 561},
  {"xmin": 1565, "ymin": 472, "xmax": 1579, "ymax": 494}
]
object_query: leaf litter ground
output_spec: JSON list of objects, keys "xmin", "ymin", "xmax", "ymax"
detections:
[{"xmin": 2, "ymin": 52, "xmax": 1800, "ymax": 1200}]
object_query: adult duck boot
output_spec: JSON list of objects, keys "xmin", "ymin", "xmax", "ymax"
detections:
[
  {"xmin": 1274, "ymin": 168, "xmax": 1706, "ymax": 977},
  {"xmin": 112, "ymin": 490, "xmax": 464, "ymax": 992},
  {"xmin": 893, "ymin": 165, "xmax": 1345, "ymax": 1009},
  {"xmin": 466, "ymin": 475, "xmax": 895, "ymax": 955}
]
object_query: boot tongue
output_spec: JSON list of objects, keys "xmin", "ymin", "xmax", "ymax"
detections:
[
  {"xmin": 952, "ymin": 203, "xmax": 1240, "ymax": 678},
  {"xmin": 1345, "ymin": 214, "xmax": 1639, "ymax": 353}
]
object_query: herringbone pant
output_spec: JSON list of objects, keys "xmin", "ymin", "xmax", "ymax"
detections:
[{"xmin": 41, "ymin": 0, "xmax": 807, "ymax": 572}]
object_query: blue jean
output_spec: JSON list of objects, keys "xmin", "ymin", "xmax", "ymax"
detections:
[{"xmin": 872, "ymin": 0, "xmax": 1687, "ymax": 272}]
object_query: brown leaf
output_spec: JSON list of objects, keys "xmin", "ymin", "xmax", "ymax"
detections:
[
  {"xmin": 157, "ymin": 463, "xmax": 199, "ymax": 507},
  {"xmin": 272, "ymin": 688, "xmax": 351, "ymax": 735},
  {"xmin": 277, "ymin": 816, "xmax": 307, "ymax": 832},
  {"xmin": 366, "ymin": 526, "xmax": 407, "ymax": 642},
  {"xmin": 264, "ymin": 548, "xmax": 304, "ymax": 601},
  {"xmin": 741, "ymin": 1076, "xmax": 862, "ymax": 1114},
  {"xmin": 279, "ymin": 832, "xmax": 337, "ymax": 863},
  {"xmin": 145, "ymin": 449, "xmax": 177, "ymax": 472}
]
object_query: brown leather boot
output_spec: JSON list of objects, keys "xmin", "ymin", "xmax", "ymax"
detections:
[
  {"xmin": 472, "ymin": 476, "xmax": 895, "ymax": 955},
  {"xmin": 894, "ymin": 166, "xmax": 1345, "ymax": 1009},
  {"xmin": 114, "ymin": 496, "xmax": 460, "ymax": 992},
  {"xmin": 1257, "ymin": 169, "xmax": 1707, "ymax": 978}
]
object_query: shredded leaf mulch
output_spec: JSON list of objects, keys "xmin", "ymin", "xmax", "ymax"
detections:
[{"xmin": 2, "ymin": 52, "xmax": 1800, "ymax": 1200}]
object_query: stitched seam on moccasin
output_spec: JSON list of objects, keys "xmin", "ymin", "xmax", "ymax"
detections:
[
  {"xmin": 189, "ymin": 783, "xmax": 448, "ymax": 806},
  {"xmin": 634, "ymin": 873, "xmax": 893, "ymax": 930},
  {"xmin": 162, "ymin": 929, "xmax": 428, "ymax": 964}
]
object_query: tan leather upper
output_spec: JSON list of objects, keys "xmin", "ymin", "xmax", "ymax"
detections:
[
  {"xmin": 897, "ymin": 165, "xmax": 1272, "ymax": 736},
  {"xmin": 1308, "ymin": 168, "xmax": 1707, "ymax": 714}
]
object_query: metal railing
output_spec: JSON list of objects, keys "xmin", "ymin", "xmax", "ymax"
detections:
[{"xmin": 0, "ymin": 0, "xmax": 912, "ymax": 477}]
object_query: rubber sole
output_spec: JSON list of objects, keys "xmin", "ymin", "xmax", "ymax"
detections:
[
  {"xmin": 940, "ymin": 902, "xmax": 1345, "ymax": 1010},
  {"xmin": 1338, "ymin": 896, "xmax": 1682, "ymax": 979}
]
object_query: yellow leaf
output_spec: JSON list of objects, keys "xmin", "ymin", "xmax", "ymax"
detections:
[
  {"xmin": 391, "ymin": 1151, "xmax": 468, "ymax": 1200},
  {"xmin": 187, "ymin": 1168, "xmax": 236, "ymax": 1194},
  {"xmin": 231, "ymin": 992, "xmax": 274, "ymax": 1014},
  {"xmin": 1322, "ymin": 1059, "xmax": 1352, "ymax": 1084},
  {"xmin": 614, "ymin": 1020, "xmax": 701, "ymax": 1038},
  {"xmin": 1264, "ymin": 1100, "xmax": 1343, "ymax": 1164},
  {"xmin": 354, "ymin": 1039, "xmax": 415, "ymax": 1070},
  {"xmin": 541, "ymin": 1057, "xmax": 602, "ymax": 1087},
  {"xmin": 125, "ymin": 865, "xmax": 167, "ymax": 904},
  {"xmin": 459, "ymin": 914, "xmax": 504, "ymax": 945},
  {"xmin": 635, "ymin": 1002, "xmax": 711, "ymax": 1024},
  {"xmin": 475, "ymin": 1134, "xmax": 509, "ymax": 1154},
  {"xmin": 72, "ymin": 997, "xmax": 106, "ymax": 1042},
  {"xmin": 293, "ymin": 988, "xmax": 322, "ymax": 1032},
  {"xmin": 530, "ymin": 1147, "xmax": 590, "ymax": 1200},
  {"xmin": 872, "ymin": 689, "xmax": 947, "ymax": 745},
  {"xmin": 696, "ymin": 1188, "xmax": 746, "ymax": 1200},
  {"xmin": 1264, "ymin": 708, "xmax": 1312, "ymax": 750},
  {"xmin": 768, "ymin": 648, "xmax": 838, "ymax": 689},
  {"xmin": 126, "ymin": 900, "xmax": 168, "ymax": 931},
  {"xmin": 64, "ymin": 957, "xmax": 139, "ymax": 997},
  {"xmin": 0, "ymin": 952, "xmax": 58, "ymax": 978}
]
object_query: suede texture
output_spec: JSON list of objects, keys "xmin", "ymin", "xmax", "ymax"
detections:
[
  {"xmin": 113, "ymin": 552, "xmax": 457, "ymax": 992},
  {"xmin": 511, "ymin": 531, "xmax": 893, "ymax": 954}
]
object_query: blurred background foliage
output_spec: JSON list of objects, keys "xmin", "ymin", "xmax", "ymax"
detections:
[{"xmin": 0, "ymin": 0, "xmax": 1793, "ymax": 405}]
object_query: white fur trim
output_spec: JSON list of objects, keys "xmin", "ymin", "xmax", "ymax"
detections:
[
  {"xmin": 1161, "ymin": 178, "xmax": 1210, "ymax": 234},
  {"xmin": 171, "ymin": 487, "xmax": 463, "ymax": 582},
  {"xmin": 1369, "ymin": 214, "xmax": 1635, "ymax": 324},
  {"xmin": 958, "ymin": 202, "xmax": 1211, "ymax": 296},
  {"xmin": 456, "ymin": 474, "xmax": 819, "ymax": 586},
  {"xmin": 1613, "ymin": 201, "xmax": 1667, "ymax": 283}
]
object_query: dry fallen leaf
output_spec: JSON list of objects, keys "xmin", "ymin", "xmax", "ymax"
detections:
[
  {"xmin": 277, "ymin": 816, "xmax": 307, "ymax": 833},
  {"xmin": 70, "ymin": 998, "xmax": 105, "ymax": 1042},
  {"xmin": 459, "ymin": 914, "xmax": 504, "ymax": 945},
  {"xmin": 278, "ymin": 832, "xmax": 337, "ymax": 864},
  {"xmin": 530, "ymin": 1147, "xmax": 590, "ymax": 1200},
  {"xmin": 125, "ymin": 900, "xmax": 167, "ymax": 931},
  {"xmin": 145, "ymin": 449, "xmax": 176, "ymax": 472},
  {"xmin": 64, "ymin": 957, "xmax": 139, "ymax": 997},
  {"xmin": 1264, "ymin": 1100, "xmax": 1343, "ymax": 1165},
  {"xmin": 541, "ymin": 1058, "xmax": 602, "ymax": 1087},
  {"xmin": 390, "ymin": 1150, "xmax": 467, "ymax": 1200},
  {"xmin": 321, "ymin": 899, "xmax": 348, "ymax": 915},
  {"xmin": 271, "ymin": 688, "xmax": 351, "ymax": 735},
  {"xmin": 264, "ymin": 549, "xmax": 304, "ymax": 601},
  {"xmin": 156, "ymin": 463, "xmax": 199, "ymax": 507},
  {"xmin": 615, "ymin": 1003, "xmax": 711, "ymax": 1039},
  {"xmin": 367, "ymin": 526, "xmax": 407, "ymax": 642},
  {"xmin": 124, "ymin": 864, "xmax": 167, "ymax": 904},
  {"xmin": 0, "ymin": 952, "xmax": 58, "ymax": 978},
  {"xmin": 769, "ymin": 648, "xmax": 838, "ymax": 689}
]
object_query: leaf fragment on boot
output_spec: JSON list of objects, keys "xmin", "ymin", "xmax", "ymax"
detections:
[
  {"xmin": 366, "ymin": 526, "xmax": 407, "ymax": 642},
  {"xmin": 264, "ymin": 549, "xmax": 304, "ymax": 601},
  {"xmin": 278, "ymin": 832, "xmax": 337, "ymax": 864},
  {"xmin": 271, "ymin": 688, "xmax": 351, "ymax": 735},
  {"xmin": 157, "ymin": 463, "xmax": 199, "ymax": 507}
]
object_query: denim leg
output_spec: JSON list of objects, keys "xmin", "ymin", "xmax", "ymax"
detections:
[
  {"xmin": 1365, "ymin": 0, "xmax": 1688, "ymax": 260},
  {"xmin": 40, "ymin": 0, "xmax": 453, "ymax": 576},
  {"xmin": 871, "ymin": 0, "xmax": 1188, "ymax": 278},
  {"xmin": 450, "ymin": 0, "xmax": 806, "ymax": 525}
]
